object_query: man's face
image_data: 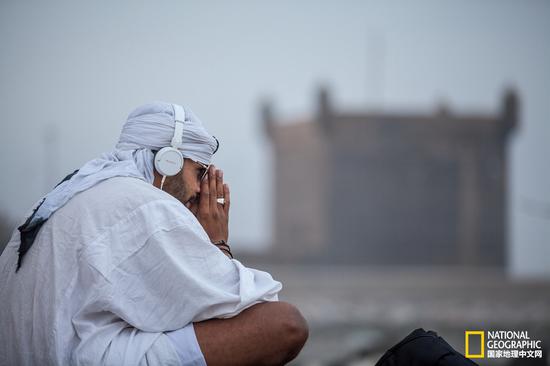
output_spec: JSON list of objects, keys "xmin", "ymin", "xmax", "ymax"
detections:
[{"xmin": 161, "ymin": 158, "xmax": 207, "ymax": 206}]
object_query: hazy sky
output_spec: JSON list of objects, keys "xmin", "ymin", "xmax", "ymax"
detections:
[{"xmin": 1, "ymin": 0, "xmax": 548, "ymax": 277}]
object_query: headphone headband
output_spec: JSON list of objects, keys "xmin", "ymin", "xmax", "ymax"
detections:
[
  {"xmin": 154, "ymin": 104, "xmax": 186, "ymax": 179},
  {"xmin": 171, "ymin": 104, "xmax": 185, "ymax": 148}
]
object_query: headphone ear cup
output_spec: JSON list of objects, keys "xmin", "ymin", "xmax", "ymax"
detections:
[{"xmin": 154, "ymin": 147, "xmax": 184, "ymax": 176}]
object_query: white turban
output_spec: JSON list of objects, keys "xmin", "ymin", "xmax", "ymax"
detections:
[
  {"xmin": 118, "ymin": 102, "xmax": 219, "ymax": 165},
  {"xmin": 17, "ymin": 102, "xmax": 218, "ymax": 270}
]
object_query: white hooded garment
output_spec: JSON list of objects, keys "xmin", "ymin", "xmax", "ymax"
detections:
[{"xmin": 0, "ymin": 103, "xmax": 282, "ymax": 365}]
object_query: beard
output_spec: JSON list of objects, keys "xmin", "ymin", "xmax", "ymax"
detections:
[
  {"xmin": 185, "ymin": 194, "xmax": 199, "ymax": 207},
  {"xmin": 162, "ymin": 175, "xmax": 195, "ymax": 206}
]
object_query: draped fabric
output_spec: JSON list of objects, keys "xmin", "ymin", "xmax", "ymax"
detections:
[
  {"xmin": 1, "ymin": 177, "xmax": 281, "ymax": 365},
  {"xmin": 16, "ymin": 102, "xmax": 218, "ymax": 270}
]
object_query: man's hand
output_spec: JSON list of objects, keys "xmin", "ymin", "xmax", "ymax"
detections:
[{"xmin": 193, "ymin": 165, "xmax": 230, "ymax": 243}]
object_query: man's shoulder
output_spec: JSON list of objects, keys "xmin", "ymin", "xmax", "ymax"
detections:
[
  {"xmin": 93, "ymin": 176, "xmax": 163, "ymax": 199},
  {"xmin": 84, "ymin": 176, "xmax": 167, "ymax": 203},
  {"xmin": 61, "ymin": 176, "xmax": 187, "ymax": 222}
]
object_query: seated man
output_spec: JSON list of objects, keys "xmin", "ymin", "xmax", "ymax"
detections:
[{"xmin": 0, "ymin": 102, "xmax": 308, "ymax": 366}]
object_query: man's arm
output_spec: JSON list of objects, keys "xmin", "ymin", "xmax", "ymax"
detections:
[
  {"xmin": 188, "ymin": 167, "xmax": 308, "ymax": 364},
  {"xmin": 194, "ymin": 301, "xmax": 309, "ymax": 366}
]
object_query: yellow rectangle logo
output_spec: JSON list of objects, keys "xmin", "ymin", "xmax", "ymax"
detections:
[{"xmin": 465, "ymin": 331, "xmax": 485, "ymax": 358}]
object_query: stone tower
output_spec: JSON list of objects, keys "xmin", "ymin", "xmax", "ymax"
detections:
[{"xmin": 264, "ymin": 88, "xmax": 518, "ymax": 266}]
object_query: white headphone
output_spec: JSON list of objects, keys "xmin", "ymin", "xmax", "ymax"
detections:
[{"xmin": 154, "ymin": 104, "xmax": 186, "ymax": 178}]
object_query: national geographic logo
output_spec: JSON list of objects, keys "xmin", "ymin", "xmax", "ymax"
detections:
[
  {"xmin": 465, "ymin": 330, "xmax": 543, "ymax": 359},
  {"xmin": 465, "ymin": 331, "xmax": 484, "ymax": 358}
]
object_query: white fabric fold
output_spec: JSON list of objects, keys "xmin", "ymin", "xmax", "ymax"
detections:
[
  {"xmin": 0, "ymin": 177, "xmax": 282, "ymax": 365},
  {"xmin": 24, "ymin": 101, "xmax": 218, "ymax": 238}
]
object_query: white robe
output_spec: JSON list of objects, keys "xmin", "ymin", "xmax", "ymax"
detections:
[{"xmin": 0, "ymin": 177, "xmax": 282, "ymax": 366}]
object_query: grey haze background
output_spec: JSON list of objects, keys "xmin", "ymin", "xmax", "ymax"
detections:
[{"xmin": 0, "ymin": 0, "xmax": 548, "ymax": 277}]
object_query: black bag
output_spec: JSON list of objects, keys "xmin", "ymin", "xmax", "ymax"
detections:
[{"xmin": 375, "ymin": 328, "xmax": 479, "ymax": 366}]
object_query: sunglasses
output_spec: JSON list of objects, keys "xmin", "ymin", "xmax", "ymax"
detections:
[{"xmin": 195, "ymin": 161, "xmax": 211, "ymax": 182}]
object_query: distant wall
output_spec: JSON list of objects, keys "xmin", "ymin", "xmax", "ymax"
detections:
[{"xmin": 266, "ymin": 88, "xmax": 517, "ymax": 266}]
